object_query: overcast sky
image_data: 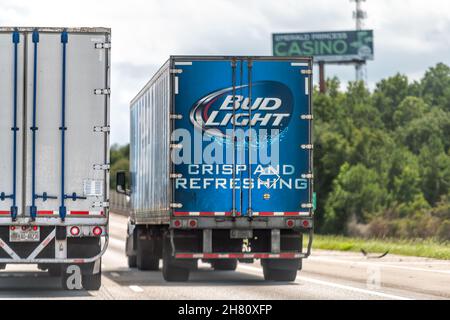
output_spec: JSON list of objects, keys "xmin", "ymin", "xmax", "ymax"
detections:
[{"xmin": 1, "ymin": 0, "xmax": 449, "ymax": 145}]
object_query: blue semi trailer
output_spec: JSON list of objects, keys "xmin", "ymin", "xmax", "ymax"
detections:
[{"xmin": 117, "ymin": 56, "xmax": 314, "ymax": 282}]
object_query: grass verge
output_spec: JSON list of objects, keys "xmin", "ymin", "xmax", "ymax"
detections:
[{"xmin": 312, "ymin": 235, "xmax": 450, "ymax": 260}]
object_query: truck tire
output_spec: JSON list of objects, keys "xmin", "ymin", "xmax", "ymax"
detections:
[
  {"xmin": 48, "ymin": 264, "xmax": 62, "ymax": 277},
  {"xmin": 212, "ymin": 259, "xmax": 238, "ymax": 271},
  {"xmin": 137, "ymin": 238, "xmax": 160, "ymax": 271},
  {"xmin": 0, "ymin": 264, "xmax": 6, "ymax": 271},
  {"xmin": 82, "ymin": 269, "xmax": 102, "ymax": 291},
  {"xmin": 261, "ymin": 259, "xmax": 300, "ymax": 282},
  {"xmin": 162, "ymin": 260, "xmax": 190, "ymax": 282},
  {"xmin": 162, "ymin": 238, "xmax": 190, "ymax": 282},
  {"xmin": 128, "ymin": 255, "xmax": 137, "ymax": 268}
]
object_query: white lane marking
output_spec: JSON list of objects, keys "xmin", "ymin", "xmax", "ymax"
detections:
[
  {"xmin": 129, "ymin": 285, "xmax": 144, "ymax": 293},
  {"xmin": 238, "ymin": 265, "xmax": 412, "ymax": 300},
  {"xmin": 309, "ymin": 256, "xmax": 450, "ymax": 275}
]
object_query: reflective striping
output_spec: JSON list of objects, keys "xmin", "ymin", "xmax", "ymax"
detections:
[
  {"xmin": 0, "ymin": 238, "xmax": 21, "ymax": 260},
  {"xmin": 174, "ymin": 211, "xmax": 309, "ymax": 217},
  {"xmin": 38, "ymin": 211, "xmax": 56, "ymax": 216},
  {"xmin": 0, "ymin": 211, "xmax": 10, "ymax": 215},
  {"xmin": 252, "ymin": 212, "xmax": 310, "ymax": 217},
  {"xmin": 27, "ymin": 230, "xmax": 56, "ymax": 260},
  {"xmin": 175, "ymin": 252, "xmax": 303, "ymax": 259},
  {"xmin": 35, "ymin": 211, "xmax": 104, "ymax": 216},
  {"xmin": 69, "ymin": 211, "xmax": 90, "ymax": 215},
  {"xmin": 174, "ymin": 211, "xmax": 240, "ymax": 217}
]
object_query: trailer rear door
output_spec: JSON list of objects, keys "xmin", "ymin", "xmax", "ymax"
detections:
[
  {"xmin": 0, "ymin": 28, "xmax": 110, "ymax": 221},
  {"xmin": 172, "ymin": 57, "xmax": 312, "ymax": 218}
]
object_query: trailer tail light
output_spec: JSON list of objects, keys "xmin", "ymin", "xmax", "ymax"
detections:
[
  {"xmin": 286, "ymin": 219, "xmax": 295, "ymax": 228},
  {"xmin": 32, "ymin": 226, "xmax": 38, "ymax": 231},
  {"xmin": 21, "ymin": 226, "xmax": 27, "ymax": 231},
  {"xmin": 92, "ymin": 226, "xmax": 103, "ymax": 236},
  {"xmin": 10, "ymin": 226, "xmax": 16, "ymax": 231},
  {"xmin": 188, "ymin": 219, "xmax": 198, "ymax": 228},
  {"xmin": 302, "ymin": 220, "xmax": 310, "ymax": 228},
  {"xmin": 70, "ymin": 226, "xmax": 80, "ymax": 236},
  {"xmin": 173, "ymin": 220, "xmax": 182, "ymax": 228}
]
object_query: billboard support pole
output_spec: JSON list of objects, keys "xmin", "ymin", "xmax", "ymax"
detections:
[{"xmin": 319, "ymin": 61, "xmax": 326, "ymax": 94}]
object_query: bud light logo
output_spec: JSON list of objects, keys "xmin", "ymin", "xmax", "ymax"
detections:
[{"xmin": 190, "ymin": 81, "xmax": 293, "ymax": 139}]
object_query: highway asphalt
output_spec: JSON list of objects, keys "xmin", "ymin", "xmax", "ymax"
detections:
[{"xmin": 0, "ymin": 212, "xmax": 449, "ymax": 300}]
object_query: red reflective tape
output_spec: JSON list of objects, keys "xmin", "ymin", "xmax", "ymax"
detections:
[
  {"xmin": 0, "ymin": 211, "xmax": 10, "ymax": 215},
  {"xmin": 283, "ymin": 212, "xmax": 301, "ymax": 216},
  {"xmin": 37, "ymin": 211, "xmax": 55, "ymax": 215},
  {"xmin": 202, "ymin": 253, "xmax": 220, "ymax": 259},
  {"xmin": 174, "ymin": 212, "xmax": 241, "ymax": 217},
  {"xmin": 69, "ymin": 211, "xmax": 89, "ymax": 215},
  {"xmin": 175, "ymin": 252, "xmax": 300, "ymax": 259},
  {"xmin": 255, "ymin": 212, "xmax": 273, "ymax": 216},
  {"xmin": 173, "ymin": 212, "xmax": 190, "ymax": 216},
  {"xmin": 279, "ymin": 253, "xmax": 296, "ymax": 258},
  {"xmin": 176, "ymin": 253, "xmax": 195, "ymax": 258}
]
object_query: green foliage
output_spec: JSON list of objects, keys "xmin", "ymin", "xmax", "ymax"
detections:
[{"xmin": 315, "ymin": 63, "xmax": 450, "ymax": 239}]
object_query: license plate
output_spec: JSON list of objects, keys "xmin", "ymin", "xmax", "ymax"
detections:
[
  {"xmin": 230, "ymin": 229, "xmax": 253, "ymax": 239},
  {"xmin": 10, "ymin": 226, "xmax": 40, "ymax": 242}
]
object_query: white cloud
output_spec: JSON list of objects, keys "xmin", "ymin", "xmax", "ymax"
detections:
[{"xmin": 1, "ymin": 0, "xmax": 449, "ymax": 144}]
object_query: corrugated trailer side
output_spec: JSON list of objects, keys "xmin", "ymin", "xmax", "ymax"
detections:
[{"xmin": 130, "ymin": 60, "xmax": 171, "ymax": 225}]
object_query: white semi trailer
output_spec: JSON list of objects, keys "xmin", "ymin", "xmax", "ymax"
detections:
[{"xmin": 0, "ymin": 27, "xmax": 111, "ymax": 290}]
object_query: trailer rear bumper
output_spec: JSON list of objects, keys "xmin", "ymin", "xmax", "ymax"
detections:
[
  {"xmin": 0, "ymin": 221, "xmax": 109, "ymax": 264},
  {"xmin": 169, "ymin": 228, "xmax": 313, "ymax": 260},
  {"xmin": 175, "ymin": 252, "xmax": 308, "ymax": 260}
]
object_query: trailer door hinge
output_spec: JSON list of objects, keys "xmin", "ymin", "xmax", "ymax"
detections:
[
  {"xmin": 301, "ymin": 173, "xmax": 314, "ymax": 179},
  {"xmin": 170, "ymin": 144, "xmax": 182, "ymax": 150},
  {"xmin": 301, "ymin": 144, "xmax": 314, "ymax": 150},
  {"xmin": 301, "ymin": 69, "xmax": 313, "ymax": 75},
  {"xmin": 301, "ymin": 114, "xmax": 313, "ymax": 120},
  {"xmin": 94, "ymin": 126, "xmax": 110, "ymax": 133},
  {"xmin": 170, "ymin": 114, "xmax": 183, "ymax": 120},
  {"xmin": 170, "ymin": 69, "xmax": 183, "ymax": 74},
  {"xmin": 301, "ymin": 203, "xmax": 313, "ymax": 209},
  {"xmin": 94, "ymin": 88, "xmax": 111, "ymax": 95},
  {"xmin": 170, "ymin": 203, "xmax": 183, "ymax": 209},
  {"xmin": 94, "ymin": 42, "xmax": 111, "ymax": 49},
  {"xmin": 170, "ymin": 173, "xmax": 183, "ymax": 179},
  {"xmin": 93, "ymin": 164, "xmax": 110, "ymax": 170}
]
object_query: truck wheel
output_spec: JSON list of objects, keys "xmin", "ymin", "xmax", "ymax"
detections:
[
  {"xmin": 128, "ymin": 255, "xmax": 137, "ymax": 268},
  {"xmin": 82, "ymin": 269, "xmax": 102, "ymax": 291},
  {"xmin": 48, "ymin": 265, "xmax": 62, "ymax": 277},
  {"xmin": 137, "ymin": 238, "xmax": 160, "ymax": 271},
  {"xmin": 162, "ymin": 260, "xmax": 190, "ymax": 282},
  {"xmin": 162, "ymin": 238, "xmax": 189, "ymax": 282},
  {"xmin": 261, "ymin": 259, "xmax": 300, "ymax": 282},
  {"xmin": 0, "ymin": 264, "xmax": 6, "ymax": 271},
  {"xmin": 212, "ymin": 259, "xmax": 237, "ymax": 271}
]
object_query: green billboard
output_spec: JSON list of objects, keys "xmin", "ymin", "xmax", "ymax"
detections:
[{"xmin": 273, "ymin": 30, "xmax": 374, "ymax": 62}]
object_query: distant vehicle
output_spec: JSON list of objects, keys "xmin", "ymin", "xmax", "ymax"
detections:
[
  {"xmin": 117, "ymin": 56, "xmax": 313, "ymax": 282},
  {"xmin": 0, "ymin": 27, "xmax": 111, "ymax": 290}
]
